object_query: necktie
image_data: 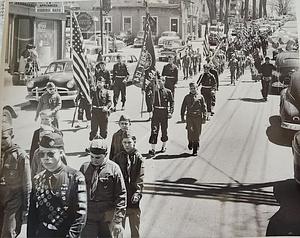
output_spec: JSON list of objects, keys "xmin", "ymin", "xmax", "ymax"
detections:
[
  {"xmin": 127, "ymin": 155, "xmax": 131, "ymax": 178},
  {"xmin": 90, "ymin": 167, "xmax": 99, "ymax": 200},
  {"xmin": 158, "ymin": 89, "xmax": 161, "ymax": 106}
]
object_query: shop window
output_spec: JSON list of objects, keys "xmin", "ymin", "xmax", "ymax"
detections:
[
  {"xmin": 142, "ymin": 16, "xmax": 157, "ymax": 36},
  {"xmin": 123, "ymin": 17, "xmax": 132, "ymax": 32},
  {"xmin": 170, "ymin": 18, "xmax": 178, "ymax": 33}
]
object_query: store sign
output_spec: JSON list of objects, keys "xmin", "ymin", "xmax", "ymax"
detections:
[
  {"xmin": 35, "ymin": 2, "xmax": 64, "ymax": 13},
  {"xmin": 77, "ymin": 12, "xmax": 94, "ymax": 32}
]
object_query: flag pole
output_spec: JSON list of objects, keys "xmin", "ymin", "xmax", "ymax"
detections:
[{"xmin": 140, "ymin": 0, "xmax": 149, "ymax": 118}]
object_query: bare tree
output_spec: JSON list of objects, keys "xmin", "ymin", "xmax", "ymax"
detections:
[
  {"xmin": 245, "ymin": 0, "xmax": 249, "ymax": 21},
  {"xmin": 263, "ymin": 0, "xmax": 267, "ymax": 17},
  {"xmin": 224, "ymin": 0, "xmax": 230, "ymax": 34},
  {"xmin": 270, "ymin": 0, "xmax": 292, "ymax": 15},
  {"xmin": 219, "ymin": 0, "xmax": 224, "ymax": 22},
  {"xmin": 259, "ymin": 0, "xmax": 263, "ymax": 18}
]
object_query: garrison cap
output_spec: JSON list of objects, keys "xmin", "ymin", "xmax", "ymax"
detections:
[
  {"xmin": 40, "ymin": 132, "xmax": 64, "ymax": 149},
  {"xmin": 90, "ymin": 136, "xmax": 108, "ymax": 155}
]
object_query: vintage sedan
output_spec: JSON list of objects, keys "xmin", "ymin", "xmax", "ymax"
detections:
[
  {"xmin": 102, "ymin": 53, "xmax": 138, "ymax": 81},
  {"xmin": 158, "ymin": 31, "xmax": 180, "ymax": 47},
  {"xmin": 272, "ymin": 51, "xmax": 300, "ymax": 94},
  {"xmin": 133, "ymin": 31, "xmax": 144, "ymax": 48},
  {"xmin": 280, "ymin": 70, "xmax": 300, "ymax": 131},
  {"xmin": 26, "ymin": 59, "xmax": 77, "ymax": 102}
]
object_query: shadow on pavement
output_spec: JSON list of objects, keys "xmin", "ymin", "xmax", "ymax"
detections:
[
  {"xmin": 266, "ymin": 115, "xmax": 296, "ymax": 147},
  {"xmin": 153, "ymin": 152, "xmax": 193, "ymax": 160},
  {"xmin": 143, "ymin": 178, "xmax": 282, "ymax": 206},
  {"xmin": 266, "ymin": 179, "xmax": 300, "ymax": 236},
  {"xmin": 228, "ymin": 97, "xmax": 266, "ymax": 103}
]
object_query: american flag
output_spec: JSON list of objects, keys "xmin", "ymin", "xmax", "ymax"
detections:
[
  {"xmin": 72, "ymin": 12, "xmax": 91, "ymax": 104},
  {"xmin": 203, "ymin": 23, "xmax": 210, "ymax": 57}
]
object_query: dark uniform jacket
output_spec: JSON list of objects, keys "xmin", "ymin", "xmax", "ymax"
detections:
[
  {"xmin": 260, "ymin": 63, "xmax": 276, "ymax": 77},
  {"xmin": 162, "ymin": 63, "xmax": 178, "ymax": 90},
  {"xmin": 94, "ymin": 66, "xmax": 111, "ymax": 88},
  {"xmin": 113, "ymin": 149, "xmax": 144, "ymax": 208},
  {"xmin": 209, "ymin": 68, "xmax": 219, "ymax": 89},
  {"xmin": 197, "ymin": 72, "xmax": 217, "ymax": 90},
  {"xmin": 112, "ymin": 63, "xmax": 129, "ymax": 83},
  {"xmin": 152, "ymin": 87, "xmax": 174, "ymax": 114},
  {"xmin": 181, "ymin": 92, "xmax": 207, "ymax": 120},
  {"xmin": 90, "ymin": 88, "xmax": 112, "ymax": 108},
  {"xmin": 27, "ymin": 164, "xmax": 87, "ymax": 238},
  {"xmin": 109, "ymin": 129, "xmax": 125, "ymax": 161},
  {"xmin": 79, "ymin": 160, "xmax": 127, "ymax": 224},
  {"xmin": 0, "ymin": 144, "xmax": 31, "ymax": 210}
]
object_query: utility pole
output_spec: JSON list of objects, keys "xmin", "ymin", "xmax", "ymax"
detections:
[{"xmin": 99, "ymin": 0, "xmax": 103, "ymax": 54}]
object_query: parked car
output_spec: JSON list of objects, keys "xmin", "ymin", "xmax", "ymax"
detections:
[
  {"xmin": 158, "ymin": 31, "xmax": 180, "ymax": 47},
  {"xmin": 279, "ymin": 70, "xmax": 300, "ymax": 131},
  {"xmin": 85, "ymin": 45, "xmax": 102, "ymax": 64},
  {"xmin": 133, "ymin": 31, "xmax": 144, "ymax": 48},
  {"xmin": 102, "ymin": 53, "xmax": 138, "ymax": 81},
  {"xmin": 83, "ymin": 34, "xmax": 126, "ymax": 52},
  {"xmin": 26, "ymin": 59, "xmax": 77, "ymax": 102},
  {"xmin": 293, "ymin": 131, "xmax": 300, "ymax": 184},
  {"xmin": 272, "ymin": 51, "xmax": 300, "ymax": 94},
  {"xmin": 116, "ymin": 31, "xmax": 135, "ymax": 45},
  {"xmin": 157, "ymin": 49, "xmax": 177, "ymax": 62}
]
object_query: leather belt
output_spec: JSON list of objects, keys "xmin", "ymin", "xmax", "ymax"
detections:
[
  {"xmin": 165, "ymin": 76, "xmax": 175, "ymax": 78},
  {"xmin": 43, "ymin": 222, "xmax": 58, "ymax": 231},
  {"xmin": 115, "ymin": 76, "xmax": 126, "ymax": 78},
  {"xmin": 154, "ymin": 106, "xmax": 167, "ymax": 109},
  {"xmin": 92, "ymin": 106, "xmax": 105, "ymax": 109},
  {"xmin": 202, "ymin": 86, "xmax": 212, "ymax": 89}
]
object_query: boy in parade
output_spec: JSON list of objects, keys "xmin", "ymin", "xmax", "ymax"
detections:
[
  {"xmin": 0, "ymin": 121, "xmax": 31, "ymax": 238},
  {"xmin": 113, "ymin": 131, "xmax": 144, "ymax": 238},
  {"xmin": 109, "ymin": 114, "xmax": 132, "ymax": 161},
  {"xmin": 80, "ymin": 137, "xmax": 126, "ymax": 238}
]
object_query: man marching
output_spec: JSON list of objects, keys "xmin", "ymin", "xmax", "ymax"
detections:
[
  {"xmin": 148, "ymin": 76, "xmax": 174, "ymax": 157},
  {"xmin": 112, "ymin": 54, "xmax": 129, "ymax": 111},
  {"xmin": 197, "ymin": 64, "xmax": 217, "ymax": 119},
  {"xmin": 162, "ymin": 55, "xmax": 178, "ymax": 96},
  {"xmin": 181, "ymin": 82, "xmax": 207, "ymax": 155},
  {"xmin": 89, "ymin": 76, "xmax": 112, "ymax": 143}
]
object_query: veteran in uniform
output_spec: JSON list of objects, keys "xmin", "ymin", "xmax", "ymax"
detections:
[
  {"xmin": 181, "ymin": 82, "xmax": 207, "ymax": 155},
  {"xmin": 0, "ymin": 122, "xmax": 31, "ymax": 238},
  {"xmin": 112, "ymin": 54, "xmax": 129, "ymax": 111},
  {"xmin": 148, "ymin": 76, "xmax": 174, "ymax": 157},
  {"xmin": 94, "ymin": 61, "xmax": 111, "ymax": 89},
  {"xmin": 27, "ymin": 132, "xmax": 87, "ymax": 238},
  {"xmin": 80, "ymin": 137, "xmax": 127, "ymax": 238},
  {"xmin": 89, "ymin": 77, "xmax": 112, "ymax": 141},
  {"xmin": 197, "ymin": 64, "xmax": 217, "ymax": 118},
  {"xmin": 162, "ymin": 55, "xmax": 178, "ymax": 96}
]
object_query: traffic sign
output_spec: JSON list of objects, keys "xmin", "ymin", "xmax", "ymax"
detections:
[{"xmin": 35, "ymin": 2, "xmax": 64, "ymax": 13}]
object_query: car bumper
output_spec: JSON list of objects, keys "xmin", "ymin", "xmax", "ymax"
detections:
[{"xmin": 26, "ymin": 94, "xmax": 77, "ymax": 102}]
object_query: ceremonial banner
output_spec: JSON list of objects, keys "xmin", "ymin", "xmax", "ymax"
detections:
[{"xmin": 132, "ymin": 11, "xmax": 156, "ymax": 90}]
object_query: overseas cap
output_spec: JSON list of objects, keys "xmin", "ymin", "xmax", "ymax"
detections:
[
  {"xmin": 40, "ymin": 132, "xmax": 64, "ymax": 149},
  {"xmin": 118, "ymin": 114, "xmax": 131, "ymax": 123},
  {"xmin": 2, "ymin": 122, "xmax": 13, "ymax": 132},
  {"xmin": 46, "ymin": 82, "xmax": 55, "ymax": 88},
  {"xmin": 90, "ymin": 137, "xmax": 108, "ymax": 154}
]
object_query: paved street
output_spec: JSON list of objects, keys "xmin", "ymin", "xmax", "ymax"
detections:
[{"xmin": 6, "ymin": 49, "xmax": 298, "ymax": 237}]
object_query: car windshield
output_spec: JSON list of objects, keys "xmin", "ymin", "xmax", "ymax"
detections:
[
  {"xmin": 137, "ymin": 32, "xmax": 144, "ymax": 37},
  {"xmin": 45, "ymin": 62, "xmax": 72, "ymax": 73},
  {"xmin": 103, "ymin": 55, "xmax": 125, "ymax": 63}
]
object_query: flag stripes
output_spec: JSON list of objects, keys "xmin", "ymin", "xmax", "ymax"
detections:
[{"xmin": 72, "ymin": 12, "xmax": 92, "ymax": 104}]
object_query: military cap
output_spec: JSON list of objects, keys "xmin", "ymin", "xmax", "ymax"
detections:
[
  {"xmin": 90, "ymin": 137, "xmax": 108, "ymax": 155},
  {"xmin": 2, "ymin": 121, "xmax": 13, "ymax": 132},
  {"xmin": 40, "ymin": 132, "xmax": 64, "ymax": 149},
  {"xmin": 46, "ymin": 82, "xmax": 55, "ymax": 89},
  {"xmin": 118, "ymin": 114, "xmax": 131, "ymax": 123},
  {"xmin": 121, "ymin": 130, "xmax": 136, "ymax": 142}
]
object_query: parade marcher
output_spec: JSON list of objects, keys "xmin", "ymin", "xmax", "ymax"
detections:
[
  {"xmin": 148, "ymin": 76, "xmax": 174, "ymax": 156},
  {"xmin": 145, "ymin": 71, "xmax": 159, "ymax": 120},
  {"xmin": 27, "ymin": 132, "xmax": 87, "ymax": 238},
  {"xmin": 31, "ymin": 128, "xmax": 67, "ymax": 177},
  {"xmin": 89, "ymin": 76, "xmax": 112, "ymax": 143},
  {"xmin": 197, "ymin": 64, "xmax": 217, "ymax": 119},
  {"xmin": 181, "ymin": 82, "xmax": 207, "ymax": 155},
  {"xmin": 113, "ymin": 131, "xmax": 144, "ymax": 238},
  {"xmin": 80, "ymin": 137, "xmax": 126, "ymax": 238},
  {"xmin": 109, "ymin": 114, "xmax": 132, "ymax": 161},
  {"xmin": 75, "ymin": 92, "xmax": 91, "ymax": 128},
  {"xmin": 30, "ymin": 110, "xmax": 59, "ymax": 163},
  {"xmin": 208, "ymin": 64, "xmax": 219, "ymax": 115},
  {"xmin": 95, "ymin": 61, "xmax": 111, "ymax": 89},
  {"xmin": 35, "ymin": 82, "xmax": 62, "ymax": 129},
  {"xmin": 162, "ymin": 55, "xmax": 178, "ymax": 96},
  {"xmin": 260, "ymin": 56, "xmax": 276, "ymax": 101},
  {"xmin": 181, "ymin": 51, "xmax": 191, "ymax": 80},
  {"xmin": 192, "ymin": 51, "xmax": 198, "ymax": 75},
  {"xmin": 0, "ymin": 121, "xmax": 31, "ymax": 238},
  {"xmin": 112, "ymin": 54, "xmax": 129, "ymax": 111},
  {"xmin": 228, "ymin": 55, "xmax": 238, "ymax": 85},
  {"xmin": 196, "ymin": 48, "xmax": 202, "ymax": 72}
]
